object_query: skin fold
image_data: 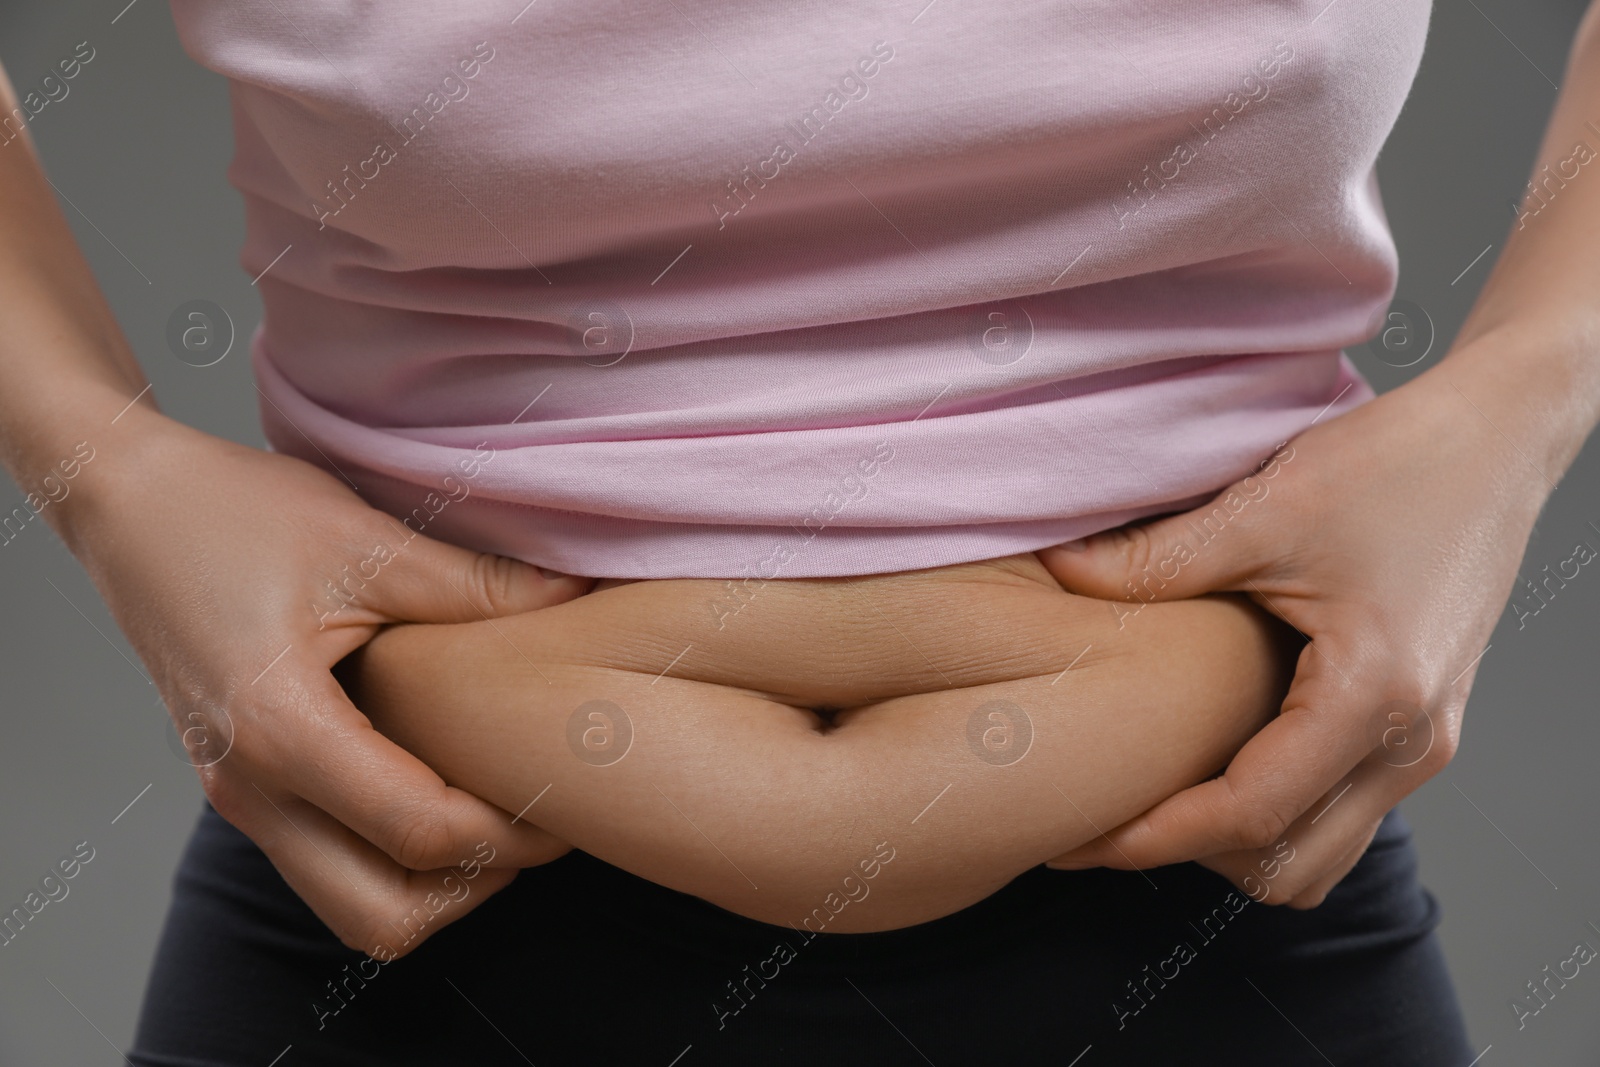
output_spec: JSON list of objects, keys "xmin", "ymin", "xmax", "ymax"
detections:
[{"xmin": 341, "ymin": 552, "xmax": 1302, "ymax": 932}]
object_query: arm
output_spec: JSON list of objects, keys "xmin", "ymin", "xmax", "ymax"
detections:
[
  {"xmin": 1040, "ymin": 2, "xmax": 1600, "ymax": 904},
  {"xmin": 0, "ymin": 62, "xmax": 148, "ymax": 475},
  {"xmin": 1445, "ymin": 0, "xmax": 1600, "ymax": 473},
  {"xmin": 0, "ymin": 59, "xmax": 582, "ymax": 956}
]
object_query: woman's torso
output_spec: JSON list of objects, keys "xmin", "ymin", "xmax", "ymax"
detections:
[{"xmin": 169, "ymin": 0, "xmax": 1432, "ymax": 578}]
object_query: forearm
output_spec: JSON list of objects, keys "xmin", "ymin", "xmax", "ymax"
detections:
[
  {"xmin": 0, "ymin": 60, "xmax": 156, "ymax": 538},
  {"xmin": 1435, "ymin": 0, "xmax": 1600, "ymax": 478}
]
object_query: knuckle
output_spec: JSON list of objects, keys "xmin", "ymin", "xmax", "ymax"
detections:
[
  {"xmin": 1119, "ymin": 525, "xmax": 1159, "ymax": 580},
  {"xmin": 1265, "ymin": 871, "xmax": 1314, "ymax": 903},
  {"xmin": 1379, "ymin": 657, "xmax": 1429, "ymax": 694},
  {"xmin": 1231, "ymin": 802, "xmax": 1291, "ymax": 851},
  {"xmin": 197, "ymin": 769, "xmax": 246, "ymax": 821},
  {"xmin": 1416, "ymin": 739, "xmax": 1456, "ymax": 777},
  {"xmin": 470, "ymin": 551, "xmax": 518, "ymax": 614},
  {"xmin": 343, "ymin": 915, "xmax": 402, "ymax": 957},
  {"xmin": 338, "ymin": 889, "xmax": 407, "ymax": 956},
  {"xmin": 390, "ymin": 809, "xmax": 454, "ymax": 870},
  {"xmin": 1428, "ymin": 723, "xmax": 1461, "ymax": 765}
]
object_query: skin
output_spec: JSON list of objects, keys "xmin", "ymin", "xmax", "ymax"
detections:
[
  {"xmin": 338, "ymin": 553, "xmax": 1301, "ymax": 936},
  {"xmin": 1040, "ymin": 1, "xmax": 1600, "ymax": 905},
  {"xmin": 2, "ymin": 2, "xmax": 1600, "ymax": 955},
  {"xmin": 1, "ymin": 62, "xmax": 584, "ymax": 946}
]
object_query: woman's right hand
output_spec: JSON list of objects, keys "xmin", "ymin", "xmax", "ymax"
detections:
[{"xmin": 61, "ymin": 404, "xmax": 591, "ymax": 957}]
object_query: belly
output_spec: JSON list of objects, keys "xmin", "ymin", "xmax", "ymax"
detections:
[
  {"xmin": 528, "ymin": 553, "xmax": 1287, "ymax": 709},
  {"xmin": 343, "ymin": 552, "xmax": 1299, "ymax": 931}
]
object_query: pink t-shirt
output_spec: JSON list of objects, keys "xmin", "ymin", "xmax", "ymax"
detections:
[{"xmin": 169, "ymin": 0, "xmax": 1431, "ymax": 578}]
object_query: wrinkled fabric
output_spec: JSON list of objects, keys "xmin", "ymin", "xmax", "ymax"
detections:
[{"xmin": 169, "ymin": 0, "xmax": 1431, "ymax": 577}]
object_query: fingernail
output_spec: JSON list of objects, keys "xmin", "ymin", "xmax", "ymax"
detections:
[
  {"xmin": 1059, "ymin": 538, "xmax": 1088, "ymax": 553},
  {"xmin": 536, "ymin": 567, "xmax": 567, "ymax": 580}
]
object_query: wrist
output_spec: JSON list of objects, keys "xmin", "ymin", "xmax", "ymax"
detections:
[
  {"xmin": 12, "ymin": 388, "xmax": 189, "ymax": 556},
  {"xmin": 1427, "ymin": 318, "xmax": 1600, "ymax": 492}
]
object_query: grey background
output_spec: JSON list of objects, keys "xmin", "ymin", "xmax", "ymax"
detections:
[{"xmin": 1, "ymin": 0, "xmax": 1597, "ymax": 1063}]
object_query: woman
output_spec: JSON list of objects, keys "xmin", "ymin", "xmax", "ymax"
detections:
[{"xmin": 4, "ymin": 0, "xmax": 1595, "ymax": 1061}]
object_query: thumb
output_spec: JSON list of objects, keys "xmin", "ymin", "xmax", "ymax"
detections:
[
  {"xmin": 1038, "ymin": 495, "xmax": 1265, "ymax": 603},
  {"xmin": 352, "ymin": 526, "xmax": 595, "ymax": 625}
]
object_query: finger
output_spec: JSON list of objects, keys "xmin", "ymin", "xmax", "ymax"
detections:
[
  {"xmin": 329, "ymin": 524, "xmax": 594, "ymax": 627},
  {"xmin": 1277, "ymin": 750, "xmax": 1427, "ymax": 908},
  {"xmin": 1047, "ymin": 645, "xmax": 1376, "ymax": 869},
  {"xmin": 1192, "ymin": 714, "xmax": 1428, "ymax": 908},
  {"xmin": 1036, "ymin": 484, "xmax": 1277, "ymax": 603},
  {"xmin": 1200, "ymin": 760, "xmax": 1396, "ymax": 907},
  {"xmin": 1238, "ymin": 700, "xmax": 1443, "ymax": 908},
  {"xmin": 223, "ymin": 782, "xmax": 524, "ymax": 957},
  {"xmin": 1218, "ymin": 818, "xmax": 1379, "ymax": 911},
  {"xmin": 1284, "ymin": 819, "xmax": 1381, "ymax": 910},
  {"xmin": 247, "ymin": 664, "xmax": 570, "ymax": 871}
]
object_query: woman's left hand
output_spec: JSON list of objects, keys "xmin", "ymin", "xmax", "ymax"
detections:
[{"xmin": 1037, "ymin": 336, "xmax": 1560, "ymax": 906}]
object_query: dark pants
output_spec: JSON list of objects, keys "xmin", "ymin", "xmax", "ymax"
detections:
[{"xmin": 129, "ymin": 804, "xmax": 1473, "ymax": 1066}]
